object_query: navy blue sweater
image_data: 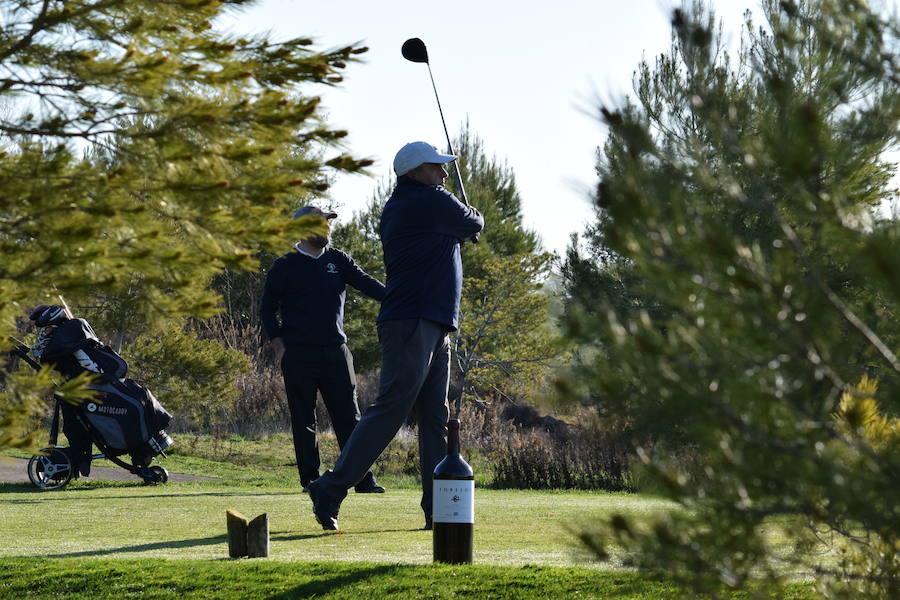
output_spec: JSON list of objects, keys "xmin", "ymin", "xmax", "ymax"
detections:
[
  {"xmin": 260, "ymin": 246, "xmax": 385, "ymax": 346},
  {"xmin": 378, "ymin": 176, "xmax": 484, "ymax": 331}
]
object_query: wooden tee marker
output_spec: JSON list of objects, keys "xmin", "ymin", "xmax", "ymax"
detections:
[{"xmin": 226, "ymin": 510, "xmax": 269, "ymax": 558}]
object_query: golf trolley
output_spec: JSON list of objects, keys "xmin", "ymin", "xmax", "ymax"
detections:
[
  {"xmin": 28, "ymin": 408, "xmax": 172, "ymax": 490},
  {"xmin": 9, "ymin": 338, "xmax": 173, "ymax": 490}
]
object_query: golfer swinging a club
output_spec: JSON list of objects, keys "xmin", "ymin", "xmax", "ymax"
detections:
[{"xmin": 308, "ymin": 141, "xmax": 484, "ymax": 531}]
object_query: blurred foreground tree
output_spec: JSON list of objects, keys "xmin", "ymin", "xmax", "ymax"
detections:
[
  {"xmin": 562, "ymin": 1, "xmax": 899, "ymax": 598},
  {"xmin": 0, "ymin": 0, "xmax": 370, "ymax": 450}
]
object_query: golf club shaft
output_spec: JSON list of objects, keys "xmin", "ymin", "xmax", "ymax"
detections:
[{"xmin": 426, "ymin": 64, "xmax": 468, "ymax": 206}]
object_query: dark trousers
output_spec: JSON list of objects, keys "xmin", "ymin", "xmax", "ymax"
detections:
[
  {"xmin": 314, "ymin": 319, "xmax": 450, "ymax": 518},
  {"xmin": 281, "ymin": 343, "xmax": 376, "ymax": 488}
]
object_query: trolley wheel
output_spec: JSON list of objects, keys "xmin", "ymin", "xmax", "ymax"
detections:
[
  {"xmin": 142, "ymin": 465, "xmax": 168, "ymax": 485},
  {"xmin": 27, "ymin": 448, "xmax": 74, "ymax": 490}
]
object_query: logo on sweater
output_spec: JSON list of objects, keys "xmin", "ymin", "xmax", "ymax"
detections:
[{"xmin": 326, "ymin": 263, "xmax": 338, "ymax": 274}]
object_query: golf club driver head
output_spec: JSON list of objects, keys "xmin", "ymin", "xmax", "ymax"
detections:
[
  {"xmin": 399, "ymin": 36, "xmax": 478, "ymax": 243},
  {"xmin": 401, "ymin": 38, "xmax": 429, "ymax": 63}
]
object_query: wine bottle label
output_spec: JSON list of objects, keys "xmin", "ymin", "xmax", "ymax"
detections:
[{"xmin": 432, "ymin": 480, "xmax": 474, "ymax": 523}]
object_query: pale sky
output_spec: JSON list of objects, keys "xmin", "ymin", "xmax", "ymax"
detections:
[{"xmin": 214, "ymin": 0, "xmax": 876, "ymax": 256}]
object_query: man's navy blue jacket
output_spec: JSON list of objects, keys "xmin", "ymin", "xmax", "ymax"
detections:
[
  {"xmin": 260, "ymin": 247, "xmax": 385, "ymax": 346},
  {"xmin": 378, "ymin": 176, "xmax": 484, "ymax": 331}
]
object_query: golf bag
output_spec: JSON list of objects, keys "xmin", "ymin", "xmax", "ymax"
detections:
[
  {"xmin": 20, "ymin": 306, "xmax": 174, "ymax": 488},
  {"xmin": 35, "ymin": 317, "xmax": 173, "ymax": 458}
]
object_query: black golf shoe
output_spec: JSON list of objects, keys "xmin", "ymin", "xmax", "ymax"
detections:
[
  {"xmin": 354, "ymin": 480, "xmax": 385, "ymax": 494},
  {"xmin": 308, "ymin": 480, "xmax": 340, "ymax": 531}
]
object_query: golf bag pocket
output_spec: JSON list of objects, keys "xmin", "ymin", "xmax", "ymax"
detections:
[
  {"xmin": 81, "ymin": 344, "xmax": 128, "ymax": 380},
  {"xmin": 83, "ymin": 379, "xmax": 172, "ymax": 452}
]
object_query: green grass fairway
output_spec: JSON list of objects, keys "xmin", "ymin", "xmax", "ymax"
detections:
[
  {"xmin": 0, "ymin": 443, "xmax": 820, "ymax": 598},
  {"xmin": 0, "ymin": 557, "xmax": 820, "ymax": 600},
  {"xmin": 0, "ymin": 482, "xmax": 666, "ymax": 566}
]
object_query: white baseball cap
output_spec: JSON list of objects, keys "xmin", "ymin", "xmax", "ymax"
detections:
[
  {"xmin": 293, "ymin": 206, "xmax": 337, "ymax": 220},
  {"xmin": 393, "ymin": 141, "xmax": 456, "ymax": 176}
]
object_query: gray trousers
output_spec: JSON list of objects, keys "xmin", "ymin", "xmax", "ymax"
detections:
[{"xmin": 314, "ymin": 318, "xmax": 450, "ymax": 517}]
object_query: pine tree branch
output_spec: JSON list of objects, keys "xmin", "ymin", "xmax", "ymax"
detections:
[
  {"xmin": 777, "ymin": 218, "xmax": 900, "ymax": 374},
  {"xmin": 0, "ymin": 0, "xmax": 52, "ymax": 63}
]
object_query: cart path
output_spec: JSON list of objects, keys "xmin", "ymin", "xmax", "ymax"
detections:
[{"xmin": 0, "ymin": 456, "xmax": 215, "ymax": 484}]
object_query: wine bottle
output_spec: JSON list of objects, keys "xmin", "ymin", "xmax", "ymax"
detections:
[{"xmin": 432, "ymin": 418, "xmax": 474, "ymax": 564}]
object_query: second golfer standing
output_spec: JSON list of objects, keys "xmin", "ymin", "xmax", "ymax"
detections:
[{"xmin": 261, "ymin": 206, "xmax": 386, "ymax": 495}]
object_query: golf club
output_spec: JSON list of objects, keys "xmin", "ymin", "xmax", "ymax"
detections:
[{"xmin": 401, "ymin": 37, "xmax": 472, "ymax": 210}]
